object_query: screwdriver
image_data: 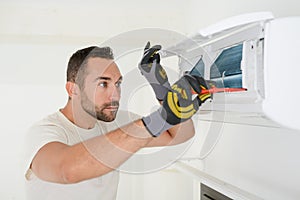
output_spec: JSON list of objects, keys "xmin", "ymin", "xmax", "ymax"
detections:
[{"xmin": 192, "ymin": 87, "xmax": 247, "ymax": 95}]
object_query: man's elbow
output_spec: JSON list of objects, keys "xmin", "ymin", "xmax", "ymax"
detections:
[
  {"xmin": 60, "ymin": 162, "xmax": 92, "ymax": 184},
  {"xmin": 61, "ymin": 164, "xmax": 81, "ymax": 184},
  {"xmin": 190, "ymin": 124, "xmax": 196, "ymax": 138},
  {"xmin": 189, "ymin": 129, "xmax": 195, "ymax": 140},
  {"xmin": 179, "ymin": 121, "xmax": 196, "ymax": 143},
  {"xmin": 182, "ymin": 119, "xmax": 196, "ymax": 137},
  {"xmin": 183, "ymin": 127, "xmax": 195, "ymax": 143},
  {"xmin": 60, "ymin": 159, "xmax": 111, "ymax": 184}
]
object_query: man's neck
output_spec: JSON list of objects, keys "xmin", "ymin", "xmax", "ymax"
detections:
[{"xmin": 60, "ymin": 101, "xmax": 97, "ymax": 130}]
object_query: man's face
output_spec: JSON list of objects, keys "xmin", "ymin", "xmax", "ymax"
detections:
[{"xmin": 80, "ymin": 57, "xmax": 122, "ymax": 122}]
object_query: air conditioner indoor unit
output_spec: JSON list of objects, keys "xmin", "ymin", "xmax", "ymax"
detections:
[{"xmin": 164, "ymin": 12, "xmax": 300, "ymax": 131}]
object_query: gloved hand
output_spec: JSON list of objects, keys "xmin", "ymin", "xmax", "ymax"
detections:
[
  {"xmin": 142, "ymin": 74, "xmax": 211, "ymax": 137},
  {"xmin": 138, "ymin": 41, "xmax": 171, "ymax": 101},
  {"xmin": 196, "ymin": 77, "xmax": 214, "ymax": 104}
]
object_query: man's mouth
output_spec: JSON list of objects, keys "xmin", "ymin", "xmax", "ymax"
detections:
[
  {"xmin": 104, "ymin": 106, "xmax": 119, "ymax": 111},
  {"xmin": 102, "ymin": 101, "xmax": 119, "ymax": 112}
]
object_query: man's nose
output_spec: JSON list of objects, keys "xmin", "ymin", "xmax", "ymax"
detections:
[{"xmin": 109, "ymin": 87, "xmax": 121, "ymax": 101}]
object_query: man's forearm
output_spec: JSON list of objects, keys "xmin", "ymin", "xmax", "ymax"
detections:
[
  {"xmin": 60, "ymin": 119, "xmax": 154, "ymax": 183},
  {"xmin": 166, "ymin": 119, "xmax": 195, "ymax": 145},
  {"xmin": 61, "ymin": 119, "xmax": 194, "ymax": 183},
  {"xmin": 145, "ymin": 119, "xmax": 195, "ymax": 147}
]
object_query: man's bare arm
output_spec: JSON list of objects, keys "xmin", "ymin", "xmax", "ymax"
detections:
[
  {"xmin": 31, "ymin": 74, "xmax": 204, "ymax": 184},
  {"xmin": 31, "ymin": 119, "xmax": 153, "ymax": 184},
  {"xmin": 146, "ymin": 119, "xmax": 195, "ymax": 147}
]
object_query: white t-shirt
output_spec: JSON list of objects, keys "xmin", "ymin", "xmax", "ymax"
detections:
[{"xmin": 24, "ymin": 110, "xmax": 140, "ymax": 200}]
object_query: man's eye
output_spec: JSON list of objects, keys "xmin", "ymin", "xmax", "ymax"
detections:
[
  {"xmin": 116, "ymin": 81, "xmax": 122, "ymax": 88},
  {"xmin": 99, "ymin": 82, "xmax": 107, "ymax": 87}
]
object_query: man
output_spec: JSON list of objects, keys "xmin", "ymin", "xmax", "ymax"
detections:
[{"xmin": 24, "ymin": 43, "xmax": 210, "ymax": 200}]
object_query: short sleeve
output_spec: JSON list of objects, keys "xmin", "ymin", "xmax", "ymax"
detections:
[{"xmin": 23, "ymin": 123, "xmax": 68, "ymax": 178}]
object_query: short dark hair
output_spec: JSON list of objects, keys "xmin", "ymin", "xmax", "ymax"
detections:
[{"xmin": 67, "ymin": 46, "xmax": 114, "ymax": 88}]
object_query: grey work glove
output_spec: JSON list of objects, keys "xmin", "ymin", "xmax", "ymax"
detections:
[
  {"xmin": 142, "ymin": 74, "xmax": 210, "ymax": 137},
  {"xmin": 138, "ymin": 42, "xmax": 171, "ymax": 101}
]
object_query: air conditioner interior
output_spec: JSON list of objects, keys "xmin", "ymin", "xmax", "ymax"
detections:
[{"xmin": 175, "ymin": 33, "xmax": 280, "ymax": 128}]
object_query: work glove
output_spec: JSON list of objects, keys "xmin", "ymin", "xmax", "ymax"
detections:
[
  {"xmin": 196, "ymin": 77, "xmax": 215, "ymax": 104},
  {"xmin": 138, "ymin": 41, "xmax": 171, "ymax": 101},
  {"xmin": 142, "ymin": 74, "xmax": 211, "ymax": 137}
]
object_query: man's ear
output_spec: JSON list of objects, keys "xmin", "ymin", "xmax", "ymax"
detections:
[{"xmin": 66, "ymin": 81, "xmax": 79, "ymax": 98}]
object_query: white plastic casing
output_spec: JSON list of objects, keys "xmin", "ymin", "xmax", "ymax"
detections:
[{"xmin": 263, "ymin": 17, "xmax": 300, "ymax": 131}]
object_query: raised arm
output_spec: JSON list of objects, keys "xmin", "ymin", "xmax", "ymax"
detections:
[
  {"xmin": 31, "ymin": 119, "xmax": 153, "ymax": 184},
  {"xmin": 30, "ymin": 74, "xmax": 208, "ymax": 184},
  {"xmin": 138, "ymin": 42, "xmax": 211, "ymax": 147}
]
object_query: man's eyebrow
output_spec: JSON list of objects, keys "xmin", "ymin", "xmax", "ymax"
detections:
[
  {"xmin": 95, "ymin": 76, "xmax": 111, "ymax": 81},
  {"xmin": 94, "ymin": 76, "xmax": 123, "ymax": 82},
  {"xmin": 118, "ymin": 76, "xmax": 123, "ymax": 81}
]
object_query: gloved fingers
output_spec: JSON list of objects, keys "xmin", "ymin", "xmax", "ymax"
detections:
[
  {"xmin": 143, "ymin": 42, "xmax": 161, "ymax": 53},
  {"xmin": 183, "ymin": 74, "xmax": 202, "ymax": 94},
  {"xmin": 195, "ymin": 95, "xmax": 202, "ymax": 106},
  {"xmin": 182, "ymin": 74, "xmax": 214, "ymax": 105},
  {"xmin": 144, "ymin": 41, "xmax": 151, "ymax": 52},
  {"xmin": 203, "ymin": 80, "xmax": 217, "ymax": 91},
  {"xmin": 192, "ymin": 76, "xmax": 212, "ymax": 103},
  {"xmin": 144, "ymin": 46, "xmax": 161, "ymax": 61},
  {"xmin": 196, "ymin": 77, "xmax": 213, "ymax": 102},
  {"xmin": 142, "ymin": 44, "xmax": 162, "ymax": 64},
  {"xmin": 185, "ymin": 74, "xmax": 215, "ymax": 95},
  {"xmin": 152, "ymin": 52, "xmax": 160, "ymax": 63},
  {"xmin": 198, "ymin": 92, "xmax": 212, "ymax": 104}
]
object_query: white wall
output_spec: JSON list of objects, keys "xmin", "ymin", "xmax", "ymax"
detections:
[
  {"xmin": 1, "ymin": 0, "xmax": 300, "ymax": 199},
  {"xmin": 0, "ymin": 0, "xmax": 187, "ymax": 38},
  {"xmin": 0, "ymin": 1, "xmax": 187, "ymax": 199},
  {"xmin": 184, "ymin": 0, "xmax": 300, "ymax": 33}
]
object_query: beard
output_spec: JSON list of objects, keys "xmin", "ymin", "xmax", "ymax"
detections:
[{"xmin": 80, "ymin": 91, "xmax": 119, "ymax": 122}]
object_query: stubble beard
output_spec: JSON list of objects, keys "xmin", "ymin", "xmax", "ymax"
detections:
[{"xmin": 81, "ymin": 92, "xmax": 119, "ymax": 122}]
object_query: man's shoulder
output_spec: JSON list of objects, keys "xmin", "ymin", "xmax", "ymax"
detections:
[{"xmin": 29, "ymin": 111, "xmax": 68, "ymax": 131}]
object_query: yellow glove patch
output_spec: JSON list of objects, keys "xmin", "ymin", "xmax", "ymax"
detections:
[
  {"xmin": 171, "ymin": 84, "xmax": 188, "ymax": 100},
  {"xmin": 167, "ymin": 92, "xmax": 196, "ymax": 119}
]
